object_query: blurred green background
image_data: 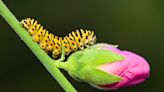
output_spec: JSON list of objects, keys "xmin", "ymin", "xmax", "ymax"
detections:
[{"xmin": 0, "ymin": 0, "xmax": 163, "ymax": 92}]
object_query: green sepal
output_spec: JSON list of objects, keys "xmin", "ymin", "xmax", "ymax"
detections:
[
  {"xmin": 56, "ymin": 44, "xmax": 125, "ymax": 86},
  {"xmin": 78, "ymin": 48, "xmax": 124, "ymax": 66},
  {"xmin": 80, "ymin": 66, "xmax": 123, "ymax": 85}
]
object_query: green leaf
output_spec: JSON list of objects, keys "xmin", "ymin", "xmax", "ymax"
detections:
[
  {"xmin": 80, "ymin": 66, "xmax": 123, "ymax": 85},
  {"xmin": 78, "ymin": 48, "xmax": 124, "ymax": 66}
]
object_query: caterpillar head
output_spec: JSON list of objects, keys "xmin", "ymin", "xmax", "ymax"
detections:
[{"xmin": 20, "ymin": 18, "xmax": 32, "ymax": 29}]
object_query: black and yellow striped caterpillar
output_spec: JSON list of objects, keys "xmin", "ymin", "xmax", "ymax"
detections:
[{"xmin": 20, "ymin": 18, "xmax": 96, "ymax": 59}]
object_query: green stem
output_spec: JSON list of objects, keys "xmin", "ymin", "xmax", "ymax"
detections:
[
  {"xmin": 55, "ymin": 61, "xmax": 69, "ymax": 71},
  {"xmin": 0, "ymin": 0, "xmax": 77, "ymax": 92}
]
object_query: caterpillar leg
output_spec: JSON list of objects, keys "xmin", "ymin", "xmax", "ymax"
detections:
[{"xmin": 54, "ymin": 44, "xmax": 65, "ymax": 62}]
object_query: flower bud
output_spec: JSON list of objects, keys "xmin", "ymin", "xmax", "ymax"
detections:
[
  {"xmin": 57, "ymin": 43, "xmax": 150, "ymax": 90},
  {"xmin": 93, "ymin": 44, "xmax": 150, "ymax": 90}
]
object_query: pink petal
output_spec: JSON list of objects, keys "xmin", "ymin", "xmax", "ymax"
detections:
[{"xmin": 97, "ymin": 45, "xmax": 150, "ymax": 89}]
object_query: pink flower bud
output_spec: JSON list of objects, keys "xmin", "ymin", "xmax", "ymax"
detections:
[{"xmin": 95, "ymin": 44, "xmax": 150, "ymax": 90}]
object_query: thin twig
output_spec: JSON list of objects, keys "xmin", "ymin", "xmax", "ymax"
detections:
[{"xmin": 0, "ymin": 0, "xmax": 77, "ymax": 92}]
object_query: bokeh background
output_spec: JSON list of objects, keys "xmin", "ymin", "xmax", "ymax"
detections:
[{"xmin": 0, "ymin": 0, "xmax": 163, "ymax": 92}]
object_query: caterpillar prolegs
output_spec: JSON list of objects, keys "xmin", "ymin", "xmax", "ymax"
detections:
[{"xmin": 20, "ymin": 18, "xmax": 96, "ymax": 59}]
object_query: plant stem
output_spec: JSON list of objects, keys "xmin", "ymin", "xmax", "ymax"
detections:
[{"xmin": 0, "ymin": 0, "xmax": 77, "ymax": 92}]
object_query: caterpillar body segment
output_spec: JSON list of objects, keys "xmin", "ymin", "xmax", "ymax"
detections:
[{"xmin": 20, "ymin": 18, "xmax": 97, "ymax": 59}]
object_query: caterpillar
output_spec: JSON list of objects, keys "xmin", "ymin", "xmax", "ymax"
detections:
[{"xmin": 20, "ymin": 18, "xmax": 96, "ymax": 59}]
